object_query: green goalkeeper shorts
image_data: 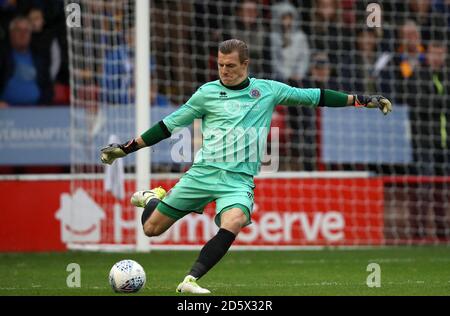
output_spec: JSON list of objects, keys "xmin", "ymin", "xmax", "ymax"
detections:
[{"xmin": 158, "ymin": 165, "xmax": 255, "ymax": 227}]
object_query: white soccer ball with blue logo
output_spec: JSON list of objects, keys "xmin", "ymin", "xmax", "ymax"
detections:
[{"xmin": 109, "ymin": 259, "xmax": 146, "ymax": 293}]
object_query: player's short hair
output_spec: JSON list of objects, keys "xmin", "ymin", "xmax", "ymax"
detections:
[{"xmin": 219, "ymin": 39, "xmax": 249, "ymax": 63}]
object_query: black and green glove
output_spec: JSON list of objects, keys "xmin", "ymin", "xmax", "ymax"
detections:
[
  {"xmin": 354, "ymin": 95, "xmax": 393, "ymax": 115},
  {"xmin": 100, "ymin": 139, "xmax": 139, "ymax": 165}
]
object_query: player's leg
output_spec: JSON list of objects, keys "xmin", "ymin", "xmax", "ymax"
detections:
[
  {"xmin": 177, "ymin": 169, "xmax": 254, "ymax": 294},
  {"xmin": 142, "ymin": 209, "xmax": 177, "ymax": 237},
  {"xmin": 166, "ymin": 167, "xmax": 253, "ymax": 294},
  {"xmin": 177, "ymin": 203, "xmax": 251, "ymax": 294},
  {"xmin": 134, "ymin": 167, "xmax": 219, "ymax": 239},
  {"xmin": 219, "ymin": 206, "xmax": 250, "ymax": 234},
  {"xmin": 186, "ymin": 206, "xmax": 247, "ymax": 275},
  {"xmin": 131, "ymin": 187, "xmax": 177, "ymax": 236}
]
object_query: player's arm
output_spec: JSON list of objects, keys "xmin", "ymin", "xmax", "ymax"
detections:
[
  {"xmin": 319, "ymin": 89, "xmax": 392, "ymax": 115},
  {"xmin": 100, "ymin": 105, "xmax": 200, "ymax": 165},
  {"xmin": 272, "ymin": 81, "xmax": 392, "ymax": 115},
  {"xmin": 100, "ymin": 121, "xmax": 171, "ymax": 165},
  {"xmin": 101, "ymin": 89, "xmax": 205, "ymax": 165}
]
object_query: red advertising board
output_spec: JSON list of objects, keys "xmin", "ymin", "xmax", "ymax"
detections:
[
  {"xmin": 0, "ymin": 176, "xmax": 384, "ymax": 251},
  {"xmin": 0, "ymin": 180, "xmax": 69, "ymax": 251},
  {"xmin": 151, "ymin": 178, "xmax": 384, "ymax": 247}
]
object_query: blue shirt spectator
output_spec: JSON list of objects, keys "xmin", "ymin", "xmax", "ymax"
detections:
[
  {"xmin": 101, "ymin": 30, "xmax": 168, "ymax": 107},
  {"xmin": 101, "ymin": 32, "xmax": 134, "ymax": 106},
  {"xmin": 152, "ymin": 94, "xmax": 171, "ymax": 107},
  {"xmin": 1, "ymin": 50, "xmax": 40, "ymax": 104},
  {"xmin": 0, "ymin": 16, "xmax": 52, "ymax": 106},
  {"xmin": 150, "ymin": 78, "xmax": 171, "ymax": 107}
]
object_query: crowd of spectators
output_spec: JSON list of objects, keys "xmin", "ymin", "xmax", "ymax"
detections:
[
  {"xmin": 0, "ymin": 0, "xmax": 68, "ymax": 107},
  {"xmin": 0, "ymin": 0, "xmax": 449, "ymax": 176},
  {"xmin": 184, "ymin": 0, "xmax": 449, "ymax": 175}
]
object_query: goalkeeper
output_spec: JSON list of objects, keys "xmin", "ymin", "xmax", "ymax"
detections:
[{"xmin": 100, "ymin": 39, "xmax": 392, "ymax": 294}]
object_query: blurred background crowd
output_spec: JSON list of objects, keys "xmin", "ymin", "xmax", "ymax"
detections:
[{"xmin": 0, "ymin": 0, "xmax": 449, "ymax": 176}]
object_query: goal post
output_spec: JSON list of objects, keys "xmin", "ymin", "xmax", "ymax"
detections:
[
  {"xmin": 66, "ymin": 0, "xmax": 152, "ymax": 251},
  {"xmin": 135, "ymin": 0, "xmax": 150, "ymax": 252}
]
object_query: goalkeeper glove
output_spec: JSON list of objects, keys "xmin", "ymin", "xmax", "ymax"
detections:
[
  {"xmin": 354, "ymin": 95, "xmax": 392, "ymax": 115},
  {"xmin": 100, "ymin": 139, "xmax": 139, "ymax": 165}
]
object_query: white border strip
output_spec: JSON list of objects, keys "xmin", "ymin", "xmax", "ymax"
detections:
[
  {"xmin": 257, "ymin": 171, "xmax": 372, "ymax": 179},
  {"xmin": 66, "ymin": 244, "xmax": 326, "ymax": 251},
  {"xmin": 66, "ymin": 243, "xmax": 397, "ymax": 252},
  {"xmin": 0, "ymin": 171, "xmax": 371, "ymax": 181},
  {"xmin": 150, "ymin": 245, "xmax": 327, "ymax": 251},
  {"xmin": 0, "ymin": 173, "xmax": 181, "ymax": 181},
  {"xmin": 67, "ymin": 243, "xmax": 136, "ymax": 252}
]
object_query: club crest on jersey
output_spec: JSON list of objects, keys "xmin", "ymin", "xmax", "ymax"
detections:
[{"xmin": 250, "ymin": 88, "xmax": 261, "ymax": 99}]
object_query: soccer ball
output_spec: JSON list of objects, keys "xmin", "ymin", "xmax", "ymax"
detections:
[{"xmin": 109, "ymin": 259, "xmax": 146, "ymax": 293}]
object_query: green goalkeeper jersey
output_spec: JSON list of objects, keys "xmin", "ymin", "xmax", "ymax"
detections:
[{"xmin": 163, "ymin": 78, "xmax": 321, "ymax": 176}]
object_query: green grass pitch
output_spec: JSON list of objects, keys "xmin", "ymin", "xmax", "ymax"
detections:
[{"xmin": 1, "ymin": 246, "xmax": 449, "ymax": 296}]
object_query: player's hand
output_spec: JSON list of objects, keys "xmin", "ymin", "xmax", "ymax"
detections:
[
  {"xmin": 100, "ymin": 139, "xmax": 139, "ymax": 164},
  {"xmin": 100, "ymin": 143, "xmax": 127, "ymax": 165},
  {"xmin": 355, "ymin": 95, "xmax": 392, "ymax": 115}
]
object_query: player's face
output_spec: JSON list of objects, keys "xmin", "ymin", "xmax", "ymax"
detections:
[{"xmin": 218, "ymin": 51, "xmax": 249, "ymax": 86}]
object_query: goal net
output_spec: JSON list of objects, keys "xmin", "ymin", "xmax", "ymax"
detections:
[{"xmin": 66, "ymin": 0, "xmax": 449, "ymax": 250}]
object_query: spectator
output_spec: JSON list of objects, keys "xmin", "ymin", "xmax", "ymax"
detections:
[
  {"xmin": 27, "ymin": 5, "xmax": 69, "ymax": 104},
  {"xmin": 191, "ymin": 1, "xmax": 233, "ymax": 83},
  {"xmin": 28, "ymin": 8, "xmax": 52, "ymax": 76},
  {"xmin": 345, "ymin": 28, "xmax": 388, "ymax": 94},
  {"xmin": 102, "ymin": 27, "xmax": 164, "ymax": 108},
  {"xmin": 398, "ymin": 20, "xmax": 426, "ymax": 100},
  {"xmin": 304, "ymin": 52, "xmax": 340, "ymax": 89},
  {"xmin": 413, "ymin": 41, "xmax": 449, "ymax": 176},
  {"xmin": 27, "ymin": 7, "xmax": 55, "ymax": 87},
  {"xmin": 150, "ymin": 77, "xmax": 171, "ymax": 107},
  {"xmin": 309, "ymin": 0, "xmax": 352, "ymax": 66},
  {"xmin": 354, "ymin": 0, "xmax": 399, "ymax": 53},
  {"xmin": 229, "ymin": 0, "xmax": 270, "ymax": 78},
  {"xmin": 101, "ymin": 28, "xmax": 135, "ymax": 106},
  {"xmin": 286, "ymin": 52, "xmax": 339, "ymax": 171},
  {"xmin": 433, "ymin": 0, "xmax": 450, "ymax": 29},
  {"xmin": 408, "ymin": 41, "xmax": 450, "ymax": 240},
  {"xmin": 0, "ymin": 0, "xmax": 61, "ymax": 46},
  {"xmin": 270, "ymin": 1, "xmax": 310, "ymax": 84},
  {"xmin": 407, "ymin": 0, "xmax": 447, "ymax": 43},
  {"xmin": 380, "ymin": 20, "xmax": 426, "ymax": 105},
  {"xmin": 0, "ymin": 16, "xmax": 52, "ymax": 106},
  {"xmin": 150, "ymin": 0, "xmax": 193, "ymax": 105}
]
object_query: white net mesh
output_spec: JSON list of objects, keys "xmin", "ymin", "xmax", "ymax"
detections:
[
  {"xmin": 67, "ymin": 0, "xmax": 450, "ymax": 249},
  {"xmin": 67, "ymin": 0, "xmax": 137, "ymax": 247}
]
